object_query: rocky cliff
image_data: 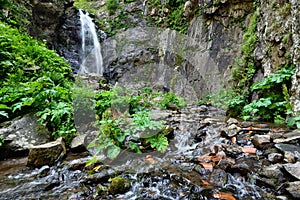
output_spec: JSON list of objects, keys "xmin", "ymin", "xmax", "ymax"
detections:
[{"xmin": 28, "ymin": 0, "xmax": 300, "ymax": 112}]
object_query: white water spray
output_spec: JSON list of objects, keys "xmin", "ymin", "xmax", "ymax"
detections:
[{"xmin": 79, "ymin": 9, "xmax": 103, "ymax": 75}]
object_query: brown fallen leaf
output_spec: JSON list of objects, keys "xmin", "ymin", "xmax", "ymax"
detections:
[
  {"xmin": 199, "ymin": 162, "xmax": 213, "ymax": 171},
  {"xmin": 201, "ymin": 179, "xmax": 210, "ymax": 186},
  {"xmin": 213, "ymin": 192, "xmax": 236, "ymax": 200},
  {"xmin": 231, "ymin": 137, "xmax": 236, "ymax": 143},
  {"xmin": 242, "ymin": 146, "xmax": 257, "ymax": 154},
  {"xmin": 143, "ymin": 155, "xmax": 156, "ymax": 164}
]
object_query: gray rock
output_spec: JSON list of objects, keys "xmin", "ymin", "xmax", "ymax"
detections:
[
  {"xmin": 283, "ymin": 162, "xmax": 300, "ymax": 180},
  {"xmin": 260, "ymin": 165, "xmax": 284, "ymax": 180},
  {"xmin": 273, "ymin": 130, "xmax": 300, "ymax": 143},
  {"xmin": 0, "ymin": 114, "xmax": 50, "ymax": 159},
  {"xmin": 27, "ymin": 137, "xmax": 66, "ymax": 168},
  {"xmin": 209, "ymin": 168, "xmax": 227, "ymax": 187},
  {"xmin": 275, "ymin": 143, "xmax": 300, "ymax": 160},
  {"xmin": 252, "ymin": 134, "xmax": 271, "ymax": 148},
  {"xmin": 230, "ymin": 157, "xmax": 261, "ymax": 175},
  {"xmin": 70, "ymin": 134, "xmax": 87, "ymax": 152},
  {"xmin": 268, "ymin": 153, "xmax": 283, "ymax": 163},
  {"xmin": 286, "ymin": 181, "xmax": 300, "ymax": 199}
]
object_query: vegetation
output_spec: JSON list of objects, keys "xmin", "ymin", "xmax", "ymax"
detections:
[
  {"xmin": 226, "ymin": 8, "xmax": 259, "ymax": 117},
  {"xmin": 148, "ymin": 0, "xmax": 189, "ymax": 34},
  {"xmin": 0, "ymin": 0, "xmax": 31, "ymax": 32},
  {"xmin": 0, "ymin": 22, "xmax": 75, "ymax": 142},
  {"xmin": 87, "ymin": 86, "xmax": 185, "ymax": 162},
  {"xmin": 241, "ymin": 65, "xmax": 295, "ymax": 121}
]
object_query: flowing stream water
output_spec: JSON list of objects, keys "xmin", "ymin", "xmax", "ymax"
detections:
[
  {"xmin": 0, "ymin": 105, "xmax": 273, "ymax": 199},
  {"xmin": 78, "ymin": 9, "xmax": 103, "ymax": 75}
]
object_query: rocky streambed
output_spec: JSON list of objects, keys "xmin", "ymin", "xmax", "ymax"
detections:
[{"xmin": 0, "ymin": 105, "xmax": 300, "ymax": 199}]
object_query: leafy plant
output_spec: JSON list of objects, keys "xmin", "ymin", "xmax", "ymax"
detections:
[
  {"xmin": 145, "ymin": 133, "xmax": 168, "ymax": 152},
  {"xmin": 88, "ymin": 87, "xmax": 181, "ymax": 162},
  {"xmin": 0, "ymin": 22, "xmax": 75, "ymax": 142},
  {"xmin": 158, "ymin": 92, "xmax": 186, "ymax": 110},
  {"xmin": 107, "ymin": 0, "xmax": 119, "ymax": 15},
  {"xmin": 287, "ymin": 115, "xmax": 300, "ymax": 129},
  {"xmin": 147, "ymin": 0, "xmax": 189, "ymax": 34},
  {"xmin": 241, "ymin": 65, "xmax": 295, "ymax": 121}
]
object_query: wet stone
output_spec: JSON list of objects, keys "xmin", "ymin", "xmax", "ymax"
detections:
[
  {"xmin": 230, "ymin": 158, "xmax": 261, "ymax": 175},
  {"xmin": 259, "ymin": 165, "xmax": 285, "ymax": 180},
  {"xmin": 252, "ymin": 134, "xmax": 271, "ymax": 148},
  {"xmin": 70, "ymin": 134, "xmax": 87, "ymax": 152},
  {"xmin": 268, "ymin": 153, "xmax": 283, "ymax": 163},
  {"xmin": 274, "ymin": 130, "xmax": 300, "ymax": 143},
  {"xmin": 209, "ymin": 168, "xmax": 227, "ymax": 187},
  {"xmin": 286, "ymin": 181, "xmax": 300, "ymax": 199},
  {"xmin": 108, "ymin": 177, "xmax": 130, "ymax": 195},
  {"xmin": 275, "ymin": 143, "xmax": 300, "ymax": 161}
]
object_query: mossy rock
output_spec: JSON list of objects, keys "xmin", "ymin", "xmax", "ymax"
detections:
[{"xmin": 108, "ymin": 176, "xmax": 130, "ymax": 195}]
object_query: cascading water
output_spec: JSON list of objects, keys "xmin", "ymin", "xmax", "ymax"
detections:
[{"xmin": 78, "ymin": 9, "xmax": 103, "ymax": 75}]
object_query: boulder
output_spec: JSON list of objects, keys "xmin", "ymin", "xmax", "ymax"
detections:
[
  {"xmin": 27, "ymin": 137, "xmax": 66, "ymax": 168},
  {"xmin": 0, "ymin": 114, "xmax": 50, "ymax": 159},
  {"xmin": 268, "ymin": 153, "xmax": 283, "ymax": 163}
]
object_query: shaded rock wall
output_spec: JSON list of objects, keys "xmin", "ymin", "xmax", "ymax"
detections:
[
  {"xmin": 253, "ymin": 0, "xmax": 300, "ymax": 112},
  {"xmin": 30, "ymin": 0, "xmax": 82, "ymax": 71}
]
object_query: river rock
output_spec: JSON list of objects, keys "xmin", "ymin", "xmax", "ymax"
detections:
[
  {"xmin": 268, "ymin": 153, "xmax": 283, "ymax": 163},
  {"xmin": 209, "ymin": 168, "xmax": 227, "ymax": 187},
  {"xmin": 230, "ymin": 157, "xmax": 261, "ymax": 175},
  {"xmin": 27, "ymin": 137, "xmax": 66, "ymax": 168},
  {"xmin": 108, "ymin": 176, "xmax": 130, "ymax": 195},
  {"xmin": 0, "ymin": 114, "xmax": 50, "ymax": 159},
  {"xmin": 70, "ymin": 134, "xmax": 87, "ymax": 152},
  {"xmin": 275, "ymin": 143, "xmax": 300, "ymax": 161},
  {"xmin": 283, "ymin": 162, "xmax": 300, "ymax": 180},
  {"xmin": 252, "ymin": 134, "xmax": 271, "ymax": 148},
  {"xmin": 273, "ymin": 130, "xmax": 300, "ymax": 143},
  {"xmin": 286, "ymin": 181, "xmax": 300, "ymax": 199}
]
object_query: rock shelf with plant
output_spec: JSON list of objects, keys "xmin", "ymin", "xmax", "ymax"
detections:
[{"xmin": 87, "ymin": 85, "xmax": 186, "ymax": 163}]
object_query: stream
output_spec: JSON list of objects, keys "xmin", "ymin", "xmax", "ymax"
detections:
[{"xmin": 1, "ymin": 104, "xmax": 296, "ymax": 199}]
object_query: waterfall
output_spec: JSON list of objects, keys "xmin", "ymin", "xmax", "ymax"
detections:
[{"xmin": 78, "ymin": 9, "xmax": 103, "ymax": 75}]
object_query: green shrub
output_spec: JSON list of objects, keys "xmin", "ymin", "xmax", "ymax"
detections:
[
  {"xmin": 241, "ymin": 65, "xmax": 295, "ymax": 122},
  {"xmin": 158, "ymin": 92, "xmax": 186, "ymax": 110},
  {"xmin": 0, "ymin": 22, "xmax": 75, "ymax": 141},
  {"xmin": 107, "ymin": 0, "xmax": 119, "ymax": 15}
]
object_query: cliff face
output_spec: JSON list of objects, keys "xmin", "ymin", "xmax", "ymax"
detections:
[
  {"xmin": 28, "ymin": 0, "xmax": 300, "ymax": 111},
  {"xmin": 253, "ymin": 0, "xmax": 300, "ymax": 112},
  {"xmin": 30, "ymin": 0, "xmax": 81, "ymax": 71}
]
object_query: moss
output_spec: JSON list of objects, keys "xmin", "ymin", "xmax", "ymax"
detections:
[{"xmin": 108, "ymin": 176, "xmax": 130, "ymax": 195}]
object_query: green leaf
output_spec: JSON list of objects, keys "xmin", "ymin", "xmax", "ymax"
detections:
[
  {"xmin": 86, "ymin": 155, "xmax": 98, "ymax": 167},
  {"xmin": 129, "ymin": 141, "xmax": 142, "ymax": 154},
  {"xmin": 0, "ymin": 111, "xmax": 9, "ymax": 118},
  {"xmin": 107, "ymin": 145, "xmax": 121, "ymax": 160},
  {"xmin": 0, "ymin": 104, "xmax": 10, "ymax": 110}
]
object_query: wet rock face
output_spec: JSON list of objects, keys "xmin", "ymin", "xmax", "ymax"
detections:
[
  {"xmin": 0, "ymin": 114, "xmax": 50, "ymax": 159},
  {"xmin": 30, "ymin": 0, "xmax": 82, "ymax": 72}
]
